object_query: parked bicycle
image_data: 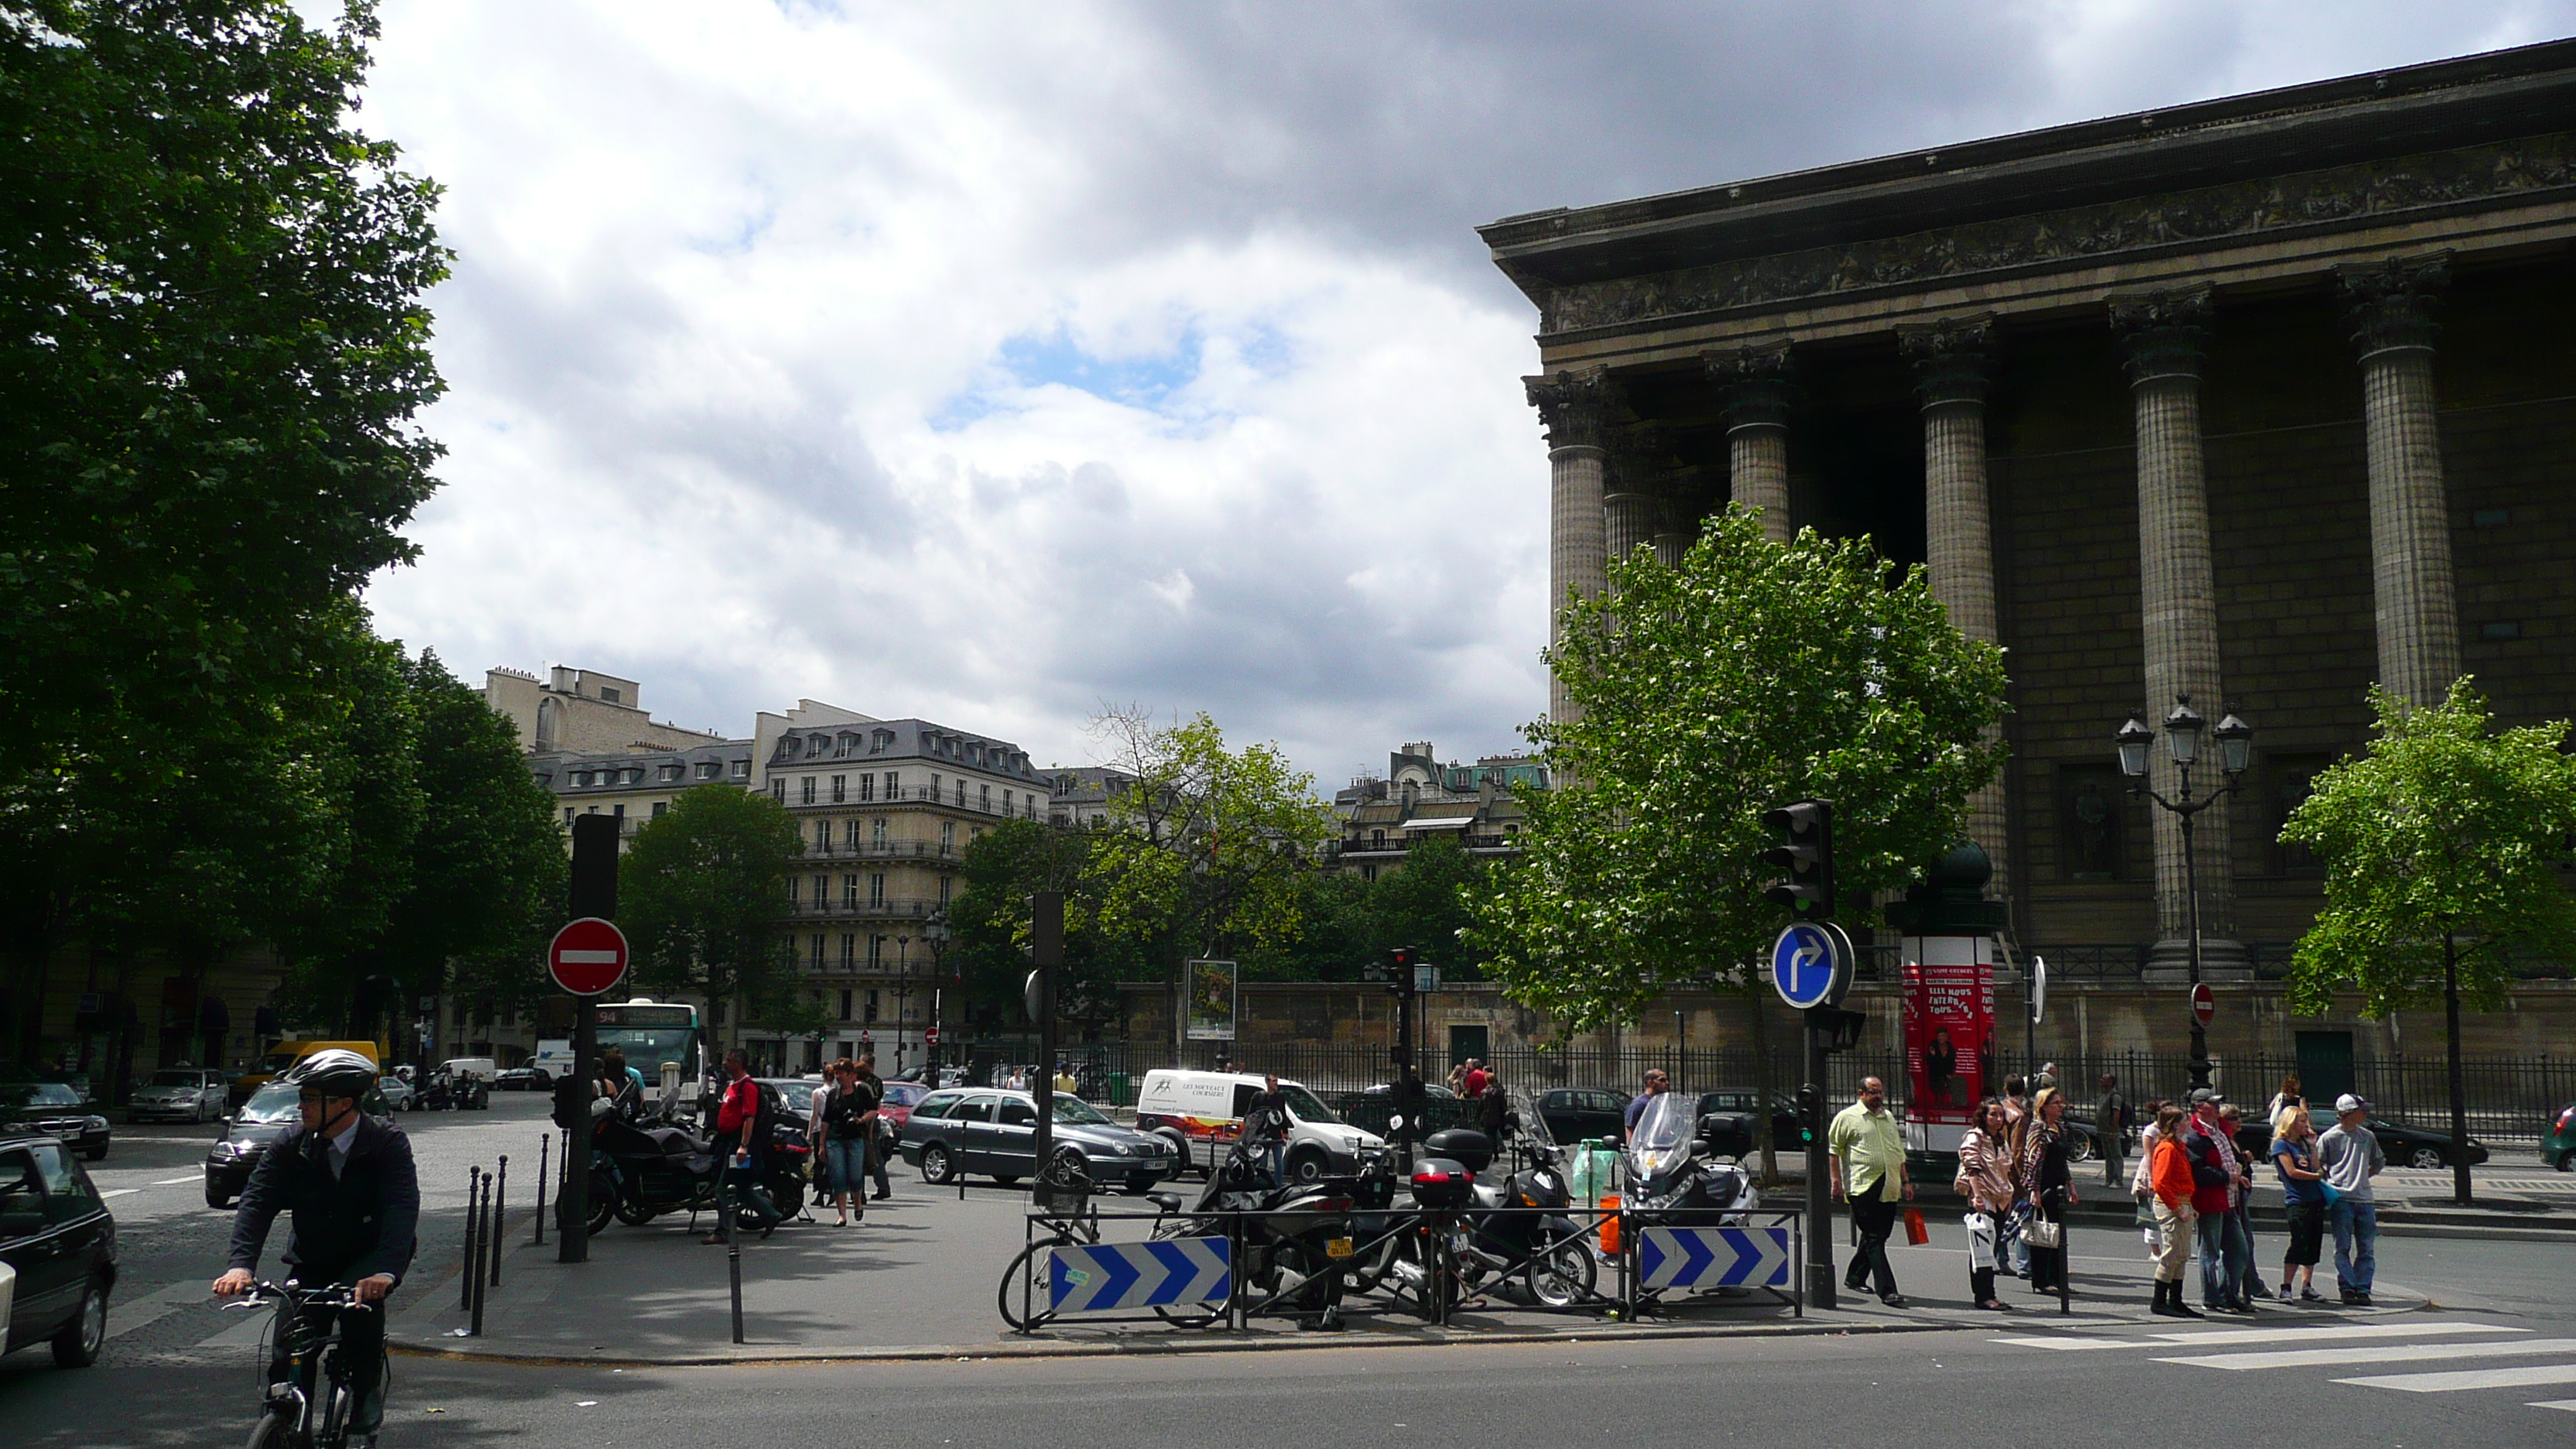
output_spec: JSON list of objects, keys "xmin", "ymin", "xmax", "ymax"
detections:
[{"xmin": 227, "ymin": 1279, "xmax": 382, "ymax": 1449}]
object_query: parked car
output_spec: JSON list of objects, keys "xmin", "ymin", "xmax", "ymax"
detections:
[
  {"xmin": 1693, "ymin": 1089, "xmax": 1804, "ymax": 1156},
  {"xmin": 375, "ymin": 1075, "xmax": 415, "ymax": 1112},
  {"xmin": 0, "ymin": 1135, "xmax": 117, "ymax": 1368},
  {"xmin": 494, "ymin": 1067, "xmax": 551, "ymax": 1091},
  {"xmin": 203, "ymin": 1078, "xmax": 392, "ymax": 1209},
  {"xmin": 2548, "ymin": 1103, "xmax": 2576, "ymax": 1172},
  {"xmin": 879, "ymin": 1080, "xmax": 929, "ymax": 1130},
  {"xmin": 1350, "ymin": 1080, "xmax": 1464, "ymax": 1137},
  {"xmin": 1533, "ymin": 1088, "xmax": 1632, "ymax": 1146},
  {"xmin": 0, "ymin": 1082, "xmax": 111, "ymax": 1163},
  {"xmin": 2365, "ymin": 1115, "xmax": 2491, "ymax": 1170},
  {"xmin": 758, "ymin": 1078, "xmax": 822, "ymax": 1120},
  {"xmin": 127, "ymin": 1069, "xmax": 231, "ymax": 1125},
  {"xmin": 900, "ymin": 1088, "xmax": 1181, "ymax": 1193}
]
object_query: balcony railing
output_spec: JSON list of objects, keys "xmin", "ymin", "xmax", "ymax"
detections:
[
  {"xmin": 1324, "ymin": 833, "xmax": 1519, "ymax": 858},
  {"xmin": 782, "ymin": 784, "xmax": 1043, "ymax": 820},
  {"xmin": 795, "ymin": 840, "xmax": 959, "ymax": 861},
  {"xmin": 782, "ymin": 897, "xmax": 951, "ymax": 919}
]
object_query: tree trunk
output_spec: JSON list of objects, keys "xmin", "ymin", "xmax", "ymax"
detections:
[
  {"xmin": 2444, "ymin": 931, "xmax": 2472, "ymax": 1207},
  {"xmin": 1745, "ymin": 979, "xmax": 1780, "ymax": 1185}
]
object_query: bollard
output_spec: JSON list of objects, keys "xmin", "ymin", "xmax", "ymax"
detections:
[
  {"xmin": 461, "ymin": 1166, "xmax": 481, "ymax": 1310},
  {"xmin": 533, "ymin": 1134, "xmax": 549, "ymax": 1246},
  {"xmin": 492, "ymin": 1154, "xmax": 509, "ymax": 1287},
  {"xmin": 469, "ymin": 1174, "xmax": 489, "ymax": 1337},
  {"xmin": 724, "ymin": 1180, "xmax": 745, "ymax": 1345}
]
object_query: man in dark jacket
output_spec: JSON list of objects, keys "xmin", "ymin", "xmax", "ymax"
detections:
[{"xmin": 213, "ymin": 1050, "xmax": 417, "ymax": 1437}]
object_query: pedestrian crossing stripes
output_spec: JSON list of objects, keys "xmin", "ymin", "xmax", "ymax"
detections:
[
  {"xmin": 1993, "ymin": 1318, "xmax": 2573, "ymax": 1416},
  {"xmin": 1046, "ymin": 1237, "xmax": 1230, "ymax": 1313}
]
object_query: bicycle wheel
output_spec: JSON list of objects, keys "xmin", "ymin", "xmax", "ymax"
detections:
[
  {"xmin": 996, "ymin": 1242, "xmax": 1053, "ymax": 1331},
  {"xmin": 243, "ymin": 1411, "xmax": 288, "ymax": 1449},
  {"xmin": 1148, "ymin": 1217, "xmax": 1221, "ymax": 1327}
]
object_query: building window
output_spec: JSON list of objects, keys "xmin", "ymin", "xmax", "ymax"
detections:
[
  {"xmin": 940, "ymin": 820, "xmax": 955, "ymax": 852},
  {"xmin": 939, "ymin": 875, "xmax": 952, "ymax": 906},
  {"xmin": 858, "ymin": 773, "xmax": 874, "ymax": 803},
  {"xmin": 786, "ymin": 875, "xmax": 800, "ymax": 906},
  {"xmin": 1371, "ymin": 829, "xmax": 1386, "ymax": 849},
  {"xmin": 564, "ymin": 807, "xmax": 575, "ymax": 825},
  {"xmin": 844, "ymin": 819, "xmax": 862, "ymax": 849},
  {"xmin": 598, "ymin": 687, "xmax": 621, "ymax": 704},
  {"xmin": 810, "ymin": 934, "xmax": 825, "ymax": 969},
  {"xmin": 800, "ymin": 776, "xmax": 817, "ymax": 804},
  {"xmin": 2057, "ymin": 764, "xmax": 2126, "ymax": 882},
  {"xmin": 868, "ymin": 873, "xmax": 886, "ymax": 908},
  {"xmin": 659, "ymin": 764, "xmax": 681, "ymax": 782},
  {"xmin": 812, "ymin": 874, "xmax": 828, "ymax": 909},
  {"xmin": 697, "ymin": 761, "xmax": 719, "ymax": 780},
  {"xmin": 771, "ymin": 779, "xmax": 785, "ymax": 802},
  {"xmin": 843, "ymin": 875, "xmax": 859, "ymax": 909},
  {"xmin": 867, "ymin": 936, "xmax": 883, "ymax": 969},
  {"xmin": 831, "ymin": 775, "xmax": 847, "ymax": 803},
  {"xmin": 955, "ymin": 779, "xmax": 966, "ymax": 807},
  {"xmin": 981, "ymin": 784, "xmax": 992, "ymax": 813},
  {"xmin": 838, "ymin": 988, "xmax": 853, "ymax": 1019},
  {"xmin": 929, "ymin": 772, "xmax": 940, "ymax": 803},
  {"xmin": 611, "ymin": 803, "xmax": 625, "ymax": 820},
  {"xmin": 712, "ymin": 998, "xmax": 727, "ymax": 1026},
  {"xmin": 732, "ymin": 760, "xmax": 748, "ymax": 777},
  {"xmin": 840, "ymin": 935, "xmax": 856, "ymax": 971},
  {"xmin": 864, "ymin": 989, "xmax": 879, "ymax": 1023},
  {"xmin": 814, "ymin": 820, "xmax": 830, "ymax": 851}
]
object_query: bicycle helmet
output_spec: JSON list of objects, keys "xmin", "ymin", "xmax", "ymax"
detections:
[{"xmin": 285, "ymin": 1048, "xmax": 379, "ymax": 1101}]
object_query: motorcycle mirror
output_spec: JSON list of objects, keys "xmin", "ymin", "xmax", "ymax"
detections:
[{"xmin": 1689, "ymin": 1139, "xmax": 1708, "ymax": 1156}]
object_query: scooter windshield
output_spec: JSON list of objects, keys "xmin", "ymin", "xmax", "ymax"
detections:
[{"xmin": 1626, "ymin": 1092, "xmax": 1693, "ymax": 1181}]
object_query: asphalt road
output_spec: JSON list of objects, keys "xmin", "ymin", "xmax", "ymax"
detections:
[{"xmin": 9, "ymin": 1098, "xmax": 2573, "ymax": 1447}]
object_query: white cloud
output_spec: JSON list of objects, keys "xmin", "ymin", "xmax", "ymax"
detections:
[{"xmin": 356, "ymin": 0, "xmax": 2576, "ymax": 783}]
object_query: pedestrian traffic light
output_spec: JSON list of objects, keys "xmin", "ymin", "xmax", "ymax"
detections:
[
  {"xmin": 1796, "ymin": 1082, "xmax": 1822, "ymax": 1144},
  {"xmin": 1761, "ymin": 800, "xmax": 1835, "ymax": 918}
]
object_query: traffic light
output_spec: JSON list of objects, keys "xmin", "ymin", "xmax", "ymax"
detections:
[
  {"xmin": 1761, "ymin": 800, "xmax": 1835, "ymax": 918},
  {"xmin": 1795, "ymin": 1082, "xmax": 1822, "ymax": 1144}
]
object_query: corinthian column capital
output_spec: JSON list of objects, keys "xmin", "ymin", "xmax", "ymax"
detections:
[
  {"xmin": 1897, "ymin": 313, "xmax": 1995, "ymax": 410},
  {"xmin": 1704, "ymin": 339, "xmax": 1793, "ymax": 431},
  {"xmin": 2108, "ymin": 286, "xmax": 2212, "ymax": 386},
  {"xmin": 1526, "ymin": 367, "xmax": 1615, "ymax": 453},
  {"xmin": 2338, "ymin": 252, "xmax": 2451, "ymax": 359}
]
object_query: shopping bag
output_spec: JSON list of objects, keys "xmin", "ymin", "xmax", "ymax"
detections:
[
  {"xmin": 1965, "ymin": 1211, "xmax": 1998, "ymax": 1270},
  {"xmin": 1903, "ymin": 1207, "xmax": 1930, "ymax": 1246}
]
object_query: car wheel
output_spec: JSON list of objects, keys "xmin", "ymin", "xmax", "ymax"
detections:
[
  {"xmin": 2408, "ymin": 1146, "xmax": 2445, "ymax": 1170},
  {"xmin": 2555, "ymin": 1150, "xmax": 2573, "ymax": 1173},
  {"xmin": 1284, "ymin": 1148, "xmax": 1328, "ymax": 1184},
  {"xmin": 2065, "ymin": 1133, "xmax": 2097, "ymax": 1163},
  {"xmin": 207, "ymin": 1186, "xmax": 234, "ymax": 1210},
  {"xmin": 84, "ymin": 1142, "xmax": 107, "ymax": 1162},
  {"xmin": 920, "ymin": 1143, "xmax": 955, "ymax": 1185},
  {"xmin": 993, "ymin": 1175, "xmax": 1022, "ymax": 1187},
  {"xmin": 53, "ymin": 1276, "xmax": 107, "ymax": 1368}
]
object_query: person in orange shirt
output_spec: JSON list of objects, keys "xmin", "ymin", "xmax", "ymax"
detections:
[{"xmin": 2146, "ymin": 1105, "xmax": 2203, "ymax": 1318}]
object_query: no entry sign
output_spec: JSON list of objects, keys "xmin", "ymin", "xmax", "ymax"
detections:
[
  {"xmin": 2190, "ymin": 981, "xmax": 2216, "ymax": 1028},
  {"xmin": 549, "ymin": 917, "xmax": 630, "ymax": 996}
]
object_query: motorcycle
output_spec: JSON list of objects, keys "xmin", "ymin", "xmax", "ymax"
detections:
[
  {"xmin": 585, "ymin": 1092, "xmax": 808, "ymax": 1234},
  {"xmin": 1378, "ymin": 1126, "xmax": 1597, "ymax": 1312},
  {"xmin": 1621, "ymin": 1090, "xmax": 1759, "ymax": 1228},
  {"xmin": 1154, "ymin": 1140, "xmax": 1383, "ymax": 1329}
]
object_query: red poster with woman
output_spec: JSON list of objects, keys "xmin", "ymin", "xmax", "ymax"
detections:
[{"xmin": 1899, "ymin": 933, "xmax": 1995, "ymax": 1153}]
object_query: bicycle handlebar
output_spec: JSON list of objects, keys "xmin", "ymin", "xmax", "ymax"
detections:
[{"xmin": 226, "ymin": 1280, "xmax": 378, "ymax": 1313}]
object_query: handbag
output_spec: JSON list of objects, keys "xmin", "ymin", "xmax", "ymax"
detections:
[
  {"xmin": 2023, "ymin": 1215, "xmax": 2064, "ymax": 1249},
  {"xmin": 1902, "ymin": 1207, "xmax": 1930, "ymax": 1247},
  {"xmin": 1965, "ymin": 1211, "xmax": 1999, "ymax": 1270}
]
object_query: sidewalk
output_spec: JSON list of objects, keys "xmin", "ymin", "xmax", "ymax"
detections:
[{"xmin": 390, "ymin": 1180, "xmax": 2434, "ymax": 1366}]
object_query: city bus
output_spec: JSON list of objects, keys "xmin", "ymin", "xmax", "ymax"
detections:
[{"xmin": 594, "ymin": 999, "xmax": 706, "ymax": 1110}]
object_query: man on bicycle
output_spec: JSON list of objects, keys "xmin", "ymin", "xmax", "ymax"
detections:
[{"xmin": 212, "ymin": 1049, "xmax": 419, "ymax": 1440}]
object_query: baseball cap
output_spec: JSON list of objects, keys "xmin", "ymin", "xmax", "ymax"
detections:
[
  {"xmin": 2334, "ymin": 1093, "xmax": 2369, "ymax": 1114},
  {"xmin": 2188, "ymin": 1088, "xmax": 2221, "ymax": 1105}
]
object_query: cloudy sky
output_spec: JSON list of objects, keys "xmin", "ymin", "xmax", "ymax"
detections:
[{"xmin": 356, "ymin": 0, "xmax": 2575, "ymax": 786}]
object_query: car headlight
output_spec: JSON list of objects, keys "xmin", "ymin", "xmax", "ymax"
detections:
[{"xmin": 87, "ymin": 1115, "xmax": 108, "ymax": 1130}]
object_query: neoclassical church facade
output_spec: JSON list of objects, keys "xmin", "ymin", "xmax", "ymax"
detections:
[{"xmin": 1482, "ymin": 41, "xmax": 2576, "ymax": 976}]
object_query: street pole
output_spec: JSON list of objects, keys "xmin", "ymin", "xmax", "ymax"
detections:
[
  {"xmin": 1029, "ymin": 892, "xmax": 1062, "ymax": 1185},
  {"xmin": 558, "ymin": 813, "xmax": 617, "ymax": 1264},
  {"xmin": 1802, "ymin": 1015, "xmax": 1835, "ymax": 1310},
  {"xmin": 2444, "ymin": 931, "xmax": 2472, "ymax": 1206},
  {"xmin": 2181, "ymin": 768, "xmax": 2210, "ymax": 1091}
]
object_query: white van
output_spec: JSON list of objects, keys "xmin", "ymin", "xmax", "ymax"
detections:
[{"xmin": 1133, "ymin": 1069, "xmax": 1384, "ymax": 1183}]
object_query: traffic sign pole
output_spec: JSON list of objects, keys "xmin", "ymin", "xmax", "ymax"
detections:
[{"xmin": 557, "ymin": 816, "xmax": 621, "ymax": 1265}]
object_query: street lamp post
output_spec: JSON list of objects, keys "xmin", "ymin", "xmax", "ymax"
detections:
[
  {"xmin": 893, "ymin": 934, "xmax": 913, "ymax": 1075},
  {"xmin": 2116, "ymin": 697, "xmax": 2252, "ymax": 1091},
  {"xmin": 924, "ymin": 909, "xmax": 951, "ymax": 1082}
]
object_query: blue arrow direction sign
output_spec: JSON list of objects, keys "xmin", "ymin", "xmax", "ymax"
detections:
[
  {"xmin": 1049, "ymin": 1238, "xmax": 1231, "ymax": 1312},
  {"xmin": 1771, "ymin": 921, "xmax": 1851, "ymax": 1009},
  {"xmin": 1639, "ymin": 1227, "xmax": 1795, "ymax": 1290}
]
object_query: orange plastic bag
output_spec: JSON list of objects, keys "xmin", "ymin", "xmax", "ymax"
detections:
[
  {"xmin": 1903, "ymin": 1207, "xmax": 1930, "ymax": 1246},
  {"xmin": 1598, "ymin": 1195, "xmax": 1621, "ymax": 1255}
]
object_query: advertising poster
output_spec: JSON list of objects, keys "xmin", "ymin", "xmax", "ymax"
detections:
[
  {"xmin": 1185, "ymin": 958, "xmax": 1238, "ymax": 1041},
  {"xmin": 1899, "ymin": 933, "xmax": 1994, "ymax": 1149}
]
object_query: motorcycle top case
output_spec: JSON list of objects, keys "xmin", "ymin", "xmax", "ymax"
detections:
[{"xmin": 1410, "ymin": 1157, "xmax": 1474, "ymax": 1210}]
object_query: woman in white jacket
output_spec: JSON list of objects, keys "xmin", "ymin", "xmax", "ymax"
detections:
[{"xmin": 1956, "ymin": 1098, "xmax": 2018, "ymax": 1310}]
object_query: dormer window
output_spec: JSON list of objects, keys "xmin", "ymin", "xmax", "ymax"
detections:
[{"xmin": 805, "ymin": 735, "xmax": 827, "ymax": 759}]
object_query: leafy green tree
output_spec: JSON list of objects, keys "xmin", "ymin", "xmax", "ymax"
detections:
[
  {"xmin": 2281, "ymin": 680, "xmax": 2576, "ymax": 1204},
  {"xmin": 1467, "ymin": 505, "xmax": 2005, "ymax": 1174},
  {"xmin": 949, "ymin": 818, "xmax": 1145, "ymax": 1040},
  {"xmin": 1367, "ymin": 834, "xmax": 1488, "ymax": 980},
  {"xmin": 1084, "ymin": 710, "xmax": 1336, "ymax": 1050},
  {"xmin": 619, "ymin": 785, "xmax": 803, "ymax": 1032}
]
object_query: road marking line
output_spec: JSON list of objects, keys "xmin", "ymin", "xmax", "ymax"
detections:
[
  {"xmin": 1990, "ymin": 1336, "xmax": 2147, "ymax": 1350},
  {"xmin": 2157, "ymin": 1338, "xmax": 2576, "ymax": 1371},
  {"xmin": 2145, "ymin": 1321, "xmax": 2530, "ymax": 1348},
  {"xmin": 194, "ymin": 1312, "xmax": 274, "ymax": 1350},
  {"xmin": 152, "ymin": 1176, "xmax": 200, "ymax": 1185},
  {"xmin": 101, "ymin": 1188, "xmax": 142, "ymax": 1198},
  {"xmin": 2337, "ymin": 1364, "xmax": 2576, "ymax": 1393},
  {"xmin": 2529, "ymin": 1399, "xmax": 2576, "ymax": 1412}
]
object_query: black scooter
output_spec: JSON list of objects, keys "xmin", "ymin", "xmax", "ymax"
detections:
[
  {"xmin": 1158, "ymin": 1142, "xmax": 1382, "ymax": 1328},
  {"xmin": 586, "ymin": 1093, "xmax": 807, "ymax": 1233},
  {"xmin": 1382, "ymin": 1128, "xmax": 1597, "ymax": 1311}
]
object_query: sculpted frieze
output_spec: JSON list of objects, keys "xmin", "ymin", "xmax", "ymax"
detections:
[{"xmin": 1541, "ymin": 135, "xmax": 2576, "ymax": 334}]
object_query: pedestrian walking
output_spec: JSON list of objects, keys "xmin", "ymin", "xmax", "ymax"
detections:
[
  {"xmin": 2182, "ymin": 1088, "xmax": 2250, "ymax": 1314},
  {"xmin": 2095, "ymin": 1073, "xmax": 2130, "ymax": 1187},
  {"xmin": 856, "ymin": 1053, "xmax": 893, "ymax": 1200},
  {"xmin": 1461, "ymin": 1058, "xmax": 1490, "ymax": 1099},
  {"xmin": 2263, "ymin": 1076, "xmax": 2304, "ymax": 1136},
  {"xmin": 1827, "ymin": 1076, "xmax": 1913, "ymax": 1307},
  {"xmin": 2130, "ymin": 1098, "xmax": 2170, "ymax": 1262},
  {"xmin": 707, "ymin": 1048, "xmax": 782, "ymax": 1242},
  {"xmin": 2317, "ymin": 1094, "xmax": 2386, "ymax": 1305},
  {"xmin": 1243, "ymin": 1074, "xmax": 1290, "ymax": 1184},
  {"xmin": 1475, "ymin": 1065, "xmax": 1507, "ymax": 1137},
  {"xmin": 1954, "ymin": 1097, "xmax": 2017, "ymax": 1310},
  {"xmin": 2271, "ymin": 1105, "xmax": 2328, "ymax": 1301},
  {"xmin": 2014, "ymin": 1087, "xmax": 2078, "ymax": 1297},
  {"xmin": 2219, "ymin": 1102, "xmax": 2272, "ymax": 1300},
  {"xmin": 2000, "ymin": 1075, "xmax": 2030, "ymax": 1276},
  {"xmin": 2145, "ymin": 1105, "xmax": 2204, "ymax": 1318},
  {"xmin": 1446, "ymin": 1061, "xmax": 1468, "ymax": 1097},
  {"xmin": 810, "ymin": 1058, "xmax": 875, "ymax": 1227}
]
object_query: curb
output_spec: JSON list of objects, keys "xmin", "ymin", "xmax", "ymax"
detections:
[{"xmin": 386, "ymin": 1293, "xmax": 2434, "ymax": 1370}]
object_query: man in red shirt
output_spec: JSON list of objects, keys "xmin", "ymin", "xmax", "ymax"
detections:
[
  {"xmin": 707, "ymin": 1049, "xmax": 783, "ymax": 1242},
  {"xmin": 1461, "ymin": 1059, "xmax": 1490, "ymax": 1099}
]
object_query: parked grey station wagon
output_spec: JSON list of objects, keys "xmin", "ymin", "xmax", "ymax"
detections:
[{"xmin": 897, "ymin": 1089, "xmax": 1180, "ymax": 1194}]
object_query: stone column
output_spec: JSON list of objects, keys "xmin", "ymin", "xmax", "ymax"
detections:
[
  {"xmin": 1653, "ymin": 464, "xmax": 1705, "ymax": 566},
  {"xmin": 2339, "ymin": 254, "xmax": 2461, "ymax": 707},
  {"xmin": 2111, "ymin": 288, "xmax": 2242, "ymax": 977},
  {"xmin": 1527, "ymin": 368, "xmax": 1613, "ymax": 724},
  {"xmin": 1899, "ymin": 315, "xmax": 2008, "ymax": 889},
  {"xmin": 1707, "ymin": 341, "xmax": 1793, "ymax": 542},
  {"xmin": 1603, "ymin": 424, "xmax": 1667, "ymax": 579}
]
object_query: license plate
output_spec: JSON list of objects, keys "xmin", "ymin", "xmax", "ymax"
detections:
[
  {"xmin": 56, "ymin": 1130, "xmax": 80, "ymax": 1142},
  {"xmin": 1325, "ymin": 1238, "xmax": 1353, "ymax": 1259}
]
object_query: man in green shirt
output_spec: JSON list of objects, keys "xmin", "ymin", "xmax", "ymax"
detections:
[{"xmin": 1828, "ymin": 1076, "xmax": 1913, "ymax": 1307}]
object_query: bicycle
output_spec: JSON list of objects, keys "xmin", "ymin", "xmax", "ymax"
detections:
[
  {"xmin": 226, "ymin": 1280, "xmax": 382, "ymax": 1449},
  {"xmin": 996, "ymin": 1162, "xmax": 1190, "ymax": 1330}
]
